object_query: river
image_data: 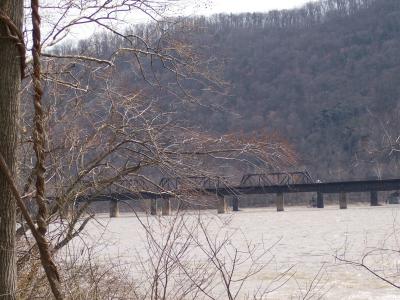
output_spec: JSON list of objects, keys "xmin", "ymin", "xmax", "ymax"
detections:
[{"xmin": 69, "ymin": 204, "xmax": 400, "ymax": 299}]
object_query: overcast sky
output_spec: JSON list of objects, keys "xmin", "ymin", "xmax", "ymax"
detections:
[
  {"xmin": 185, "ymin": 0, "xmax": 316, "ymax": 15},
  {"xmin": 44, "ymin": 0, "xmax": 316, "ymax": 45}
]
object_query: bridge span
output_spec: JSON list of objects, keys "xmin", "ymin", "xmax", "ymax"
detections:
[{"xmin": 75, "ymin": 171, "xmax": 400, "ymax": 217}]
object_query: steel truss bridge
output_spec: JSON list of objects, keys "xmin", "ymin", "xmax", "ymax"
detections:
[{"xmin": 76, "ymin": 171, "xmax": 400, "ymax": 216}]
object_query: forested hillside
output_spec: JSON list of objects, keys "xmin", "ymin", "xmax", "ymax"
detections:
[{"xmin": 52, "ymin": 0, "xmax": 400, "ymax": 180}]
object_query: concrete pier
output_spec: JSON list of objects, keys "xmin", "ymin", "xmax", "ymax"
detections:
[
  {"xmin": 370, "ymin": 191, "xmax": 378, "ymax": 206},
  {"xmin": 150, "ymin": 198, "xmax": 158, "ymax": 215},
  {"xmin": 339, "ymin": 192, "xmax": 347, "ymax": 209},
  {"xmin": 110, "ymin": 199, "xmax": 119, "ymax": 218},
  {"xmin": 276, "ymin": 192, "xmax": 284, "ymax": 212},
  {"xmin": 317, "ymin": 192, "xmax": 324, "ymax": 208},
  {"xmin": 162, "ymin": 198, "xmax": 171, "ymax": 216},
  {"xmin": 217, "ymin": 195, "xmax": 227, "ymax": 214},
  {"xmin": 232, "ymin": 196, "xmax": 239, "ymax": 212}
]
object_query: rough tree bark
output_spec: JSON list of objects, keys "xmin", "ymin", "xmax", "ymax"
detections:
[{"xmin": 0, "ymin": 1, "xmax": 23, "ymax": 299}]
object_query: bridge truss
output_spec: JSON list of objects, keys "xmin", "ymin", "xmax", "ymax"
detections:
[
  {"xmin": 240, "ymin": 170, "xmax": 314, "ymax": 187},
  {"xmin": 159, "ymin": 176, "xmax": 227, "ymax": 191}
]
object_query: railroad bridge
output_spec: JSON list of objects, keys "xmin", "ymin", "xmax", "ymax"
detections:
[{"xmin": 77, "ymin": 171, "xmax": 400, "ymax": 217}]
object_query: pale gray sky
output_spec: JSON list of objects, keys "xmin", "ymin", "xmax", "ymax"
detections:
[
  {"xmin": 42, "ymin": 0, "xmax": 316, "ymax": 47},
  {"xmin": 185, "ymin": 0, "xmax": 316, "ymax": 15}
]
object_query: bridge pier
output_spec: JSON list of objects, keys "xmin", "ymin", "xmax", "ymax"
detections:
[
  {"xmin": 339, "ymin": 192, "xmax": 347, "ymax": 209},
  {"xmin": 217, "ymin": 195, "xmax": 227, "ymax": 214},
  {"xmin": 276, "ymin": 192, "xmax": 284, "ymax": 211},
  {"xmin": 370, "ymin": 191, "xmax": 378, "ymax": 206},
  {"xmin": 150, "ymin": 198, "xmax": 158, "ymax": 215},
  {"xmin": 110, "ymin": 199, "xmax": 120, "ymax": 218},
  {"xmin": 317, "ymin": 192, "xmax": 324, "ymax": 208},
  {"xmin": 162, "ymin": 198, "xmax": 171, "ymax": 216},
  {"xmin": 232, "ymin": 196, "xmax": 239, "ymax": 212}
]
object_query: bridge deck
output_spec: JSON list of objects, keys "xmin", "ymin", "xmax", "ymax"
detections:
[
  {"xmin": 213, "ymin": 178, "xmax": 400, "ymax": 195},
  {"xmin": 78, "ymin": 178, "xmax": 400, "ymax": 202}
]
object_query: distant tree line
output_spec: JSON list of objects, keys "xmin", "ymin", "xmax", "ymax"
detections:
[{"xmin": 174, "ymin": 0, "xmax": 375, "ymax": 32}]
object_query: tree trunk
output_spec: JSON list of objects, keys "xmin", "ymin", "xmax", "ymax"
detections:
[{"xmin": 0, "ymin": 1, "xmax": 23, "ymax": 299}]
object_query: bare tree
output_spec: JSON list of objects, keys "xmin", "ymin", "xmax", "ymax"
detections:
[
  {"xmin": 0, "ymin": 1, "xmax": 296, "ymax": 299},
  {"xmin": 0, "ymin": 1, "xmax": 24, "ymax": 299}
]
